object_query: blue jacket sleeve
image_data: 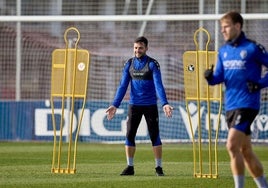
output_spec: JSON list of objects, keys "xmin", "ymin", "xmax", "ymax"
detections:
[
  {"xmin": 255, "ymin": 43, "xmax": 268, "ymax": 89},
  {"xmin": 150, "ymin": 61, "xmax": 169, "ymax": 106},
  {"xmin": 112, "ymin": 62, "xmax": 131, "ymax": 108},
  {"xmin": 207, "ymin": 53, "xmax": 225, "ymax": 85},
  {"xmin": 258, "ymin": 69, "xmax": 268, "ymax": 89}
]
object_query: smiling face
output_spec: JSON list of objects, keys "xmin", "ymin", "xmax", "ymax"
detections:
[{"xmin": 133, "ymin": 42, "xmax": 148, "ymax": 58}]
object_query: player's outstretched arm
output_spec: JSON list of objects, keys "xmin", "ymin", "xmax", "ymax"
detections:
[
  {"xmin": 163, "ymin": 104, "xmax": 173, "ymax": 118},
  {"xmin": 106, "ymin": 105, "xmax": 117, "ymax": 120}
]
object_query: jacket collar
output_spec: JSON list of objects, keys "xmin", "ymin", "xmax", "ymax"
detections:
[
  {"xmin": 135, "ymin": 55, "xmax": 147, "ymax": 62},
  {"xmin": 226, "ymin": 31, "xmax": 246, "ymax": 46}
]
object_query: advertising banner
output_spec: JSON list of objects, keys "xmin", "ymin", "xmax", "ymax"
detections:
[{"xmin": 0, "ymin": 101, "xmax": 267, "ymax": 142}]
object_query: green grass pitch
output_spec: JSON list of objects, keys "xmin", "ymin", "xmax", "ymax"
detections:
[{"xmin": 0, "ymin": 142, "xmax": 267, "ymax": 188}]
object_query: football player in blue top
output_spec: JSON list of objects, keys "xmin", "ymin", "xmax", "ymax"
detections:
[
  {"xmin": 106, "ymin": 36, "xmax": 173, "ymax": 176},
  {"xmin": 204, "ymin": 11, "xmax": 268, "ymax": 188}
]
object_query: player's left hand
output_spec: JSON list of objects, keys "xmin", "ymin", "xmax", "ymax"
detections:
[
  {"xmin": 163, "ymin": 104, "xmax": 173, "ymax": 118},
  {"xmin": 247, "ymin": 81, "xmax": 260, "ymax": 93}
]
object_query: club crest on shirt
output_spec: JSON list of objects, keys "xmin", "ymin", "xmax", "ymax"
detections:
[
  {"xmin": 223, "ymin": 52, "xmax": 227, "ymax": 58},
  {"xmin": 240, "ymin": 50, "xmax": 247, "ymax": 59}
]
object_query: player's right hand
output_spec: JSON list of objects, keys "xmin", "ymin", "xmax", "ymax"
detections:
[
  {"xmin": 163, "ymin": 104, "xmax": 173, "ymax": 118},
  {"xmin": 106, "ymin": 105, "xmax": 117, "ymax": 120},
  {"xmin": 204, "ymin": 65, "xmax": 214, "ymax": 81}
]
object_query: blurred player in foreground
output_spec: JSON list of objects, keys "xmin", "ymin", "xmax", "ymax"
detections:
[
  {"xmin": 204, "ymin": 11, "xmax": 268, "ymax": 188},
  {"xmin": 106, "ymin": 36, "xmax": 173, "ymax": 176}
]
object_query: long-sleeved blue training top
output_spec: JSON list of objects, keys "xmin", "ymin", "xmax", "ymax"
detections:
[
  {"xmin": 112, "ymin": 55, "xmax": 168, "ymax": 108},
  {"xmin": 207, "ymin": 32, "xmax": 268, "ymax": 111}
]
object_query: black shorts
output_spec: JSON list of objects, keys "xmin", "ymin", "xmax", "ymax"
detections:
[
  {"xmin": 126, "ymin": 104, "xmax": 161, "ymax": 146},
  {"xmin": 226, "ymin": 108, "xmax": 258, "ymax": 135}
]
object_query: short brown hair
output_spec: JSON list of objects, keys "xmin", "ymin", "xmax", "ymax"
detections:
[
  {"xmin": 134, "ymin": 36, "xmax": 148, "ymax": 47},
  {"xmin": 221, "ymin": 11, "xmax": 243, "ymax": 28}
]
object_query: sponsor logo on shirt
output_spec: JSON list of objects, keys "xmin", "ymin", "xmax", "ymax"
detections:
[{"xmin": 223, "ymin": 60, "xmax": 246, "ymax": 69}]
